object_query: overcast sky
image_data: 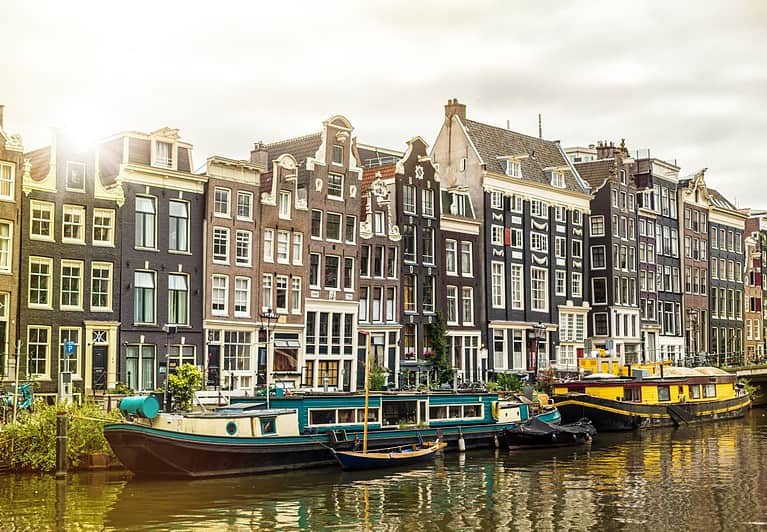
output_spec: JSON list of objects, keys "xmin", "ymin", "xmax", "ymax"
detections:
[{"xmin": 2, "ymin": 1, "xmax": 765, "ymax": 205}]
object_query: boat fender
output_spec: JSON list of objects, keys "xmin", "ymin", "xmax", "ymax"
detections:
[
  {"xmin": 491, "ymin": 401, "xmax": 500, "ymax": 421},
  {"xmin": 458, "ymin": 430, "xmax": 466, "ymax": 452},
  {"xmin": 118, "ymin": 396, "xmax": 160, "ymax": 420}
]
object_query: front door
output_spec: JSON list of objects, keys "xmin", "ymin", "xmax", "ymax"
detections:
[{"xmin": 92, "ymin": 346, "xmax": 108, "ymax": 391}]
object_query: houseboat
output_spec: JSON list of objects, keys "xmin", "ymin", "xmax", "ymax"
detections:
[
  {"xmin": 104, "ymin": 391, "xmax": 559, "ymax": 479},
  {"xmin": 552, "ymin": 366, "xmax": 751, "ymax": 431}
]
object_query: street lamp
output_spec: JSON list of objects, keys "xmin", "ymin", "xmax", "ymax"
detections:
[
  {"xmin": 531, "ymin": 322, "xmax": 546, "ymax": 382},
  {"xmin": 260, "ymin": 308, "xmax": 278, "ymax": 409}
]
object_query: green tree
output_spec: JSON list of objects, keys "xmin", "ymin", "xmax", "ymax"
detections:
[
  {"xmin": 368, "ymin": 364, "xmax": 388, "ymax": 391},
  {"xmin": 167, "ymin": 364, "xmax": 203, "ymax": 411},
  {"xmin": 429, "ymin": 310, "xmax": 452, "ymax": 384}
]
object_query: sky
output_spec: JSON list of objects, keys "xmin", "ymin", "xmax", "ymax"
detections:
[{"xmin": 1, "ymin": 0, "xmax": 765, "ymax": 206}]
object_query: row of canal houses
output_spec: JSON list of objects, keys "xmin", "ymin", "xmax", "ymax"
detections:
[{"xmin": 0, "ymin": 100, "xmax": 764, "ymax": 399}]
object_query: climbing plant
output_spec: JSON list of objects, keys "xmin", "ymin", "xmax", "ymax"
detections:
[{"xmin": 429, "ymin": 310, "xmax": 452, "ymax": 384}]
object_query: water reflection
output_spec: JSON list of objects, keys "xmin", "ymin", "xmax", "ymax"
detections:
[{"xmin": 2, "ymin": 412, "xmax": 767, "ymax": 530}]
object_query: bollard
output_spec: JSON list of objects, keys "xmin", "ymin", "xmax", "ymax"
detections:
[{"xmin": 56, "ymin": 411, "xmax": 68, "ymax": 479}]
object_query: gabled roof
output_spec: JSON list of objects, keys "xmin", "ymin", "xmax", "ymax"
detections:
[
  {"xmin": 361, "ymin": 164, "xmax": 395, "ymax": 217},
  {"xmin": 462, "ymin": 119, "xmax": 588, "ymax": 193},
  {"xmin": 265, "ymin": 132, "xmax": 322, "ymax": 167},
  {"xmin": 574, "ymin": 159, "xmax": 614, "ymax": 190}
]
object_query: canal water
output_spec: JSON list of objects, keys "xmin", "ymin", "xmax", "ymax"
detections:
[{"xmin": 2, "ymin": 410, "xmax": 767, "ymax": 531}]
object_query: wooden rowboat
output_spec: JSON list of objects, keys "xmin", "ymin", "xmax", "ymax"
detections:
[{"xmin": 331, "ymin": 440, "xmax": 447, "ymax": 471}]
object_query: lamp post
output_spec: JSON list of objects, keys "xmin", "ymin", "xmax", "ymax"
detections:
[
  {"xmin": 162, "ymin": 324, "xmax": 177, "ymax": 412},
  {"xmin": 531, "ymin": 322, "xmax": 546, "ymax": 382},
  {"xmin": 260, "ymin": 308, "xmax": 278, "ymax": 409}
]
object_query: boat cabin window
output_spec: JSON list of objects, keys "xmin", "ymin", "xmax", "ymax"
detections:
[
  {"xmin": 689, "ymin": 385, "xmax": 701, "ymax": 399},
  {"xmin": 308, "ymin": 408, "xmax": 379, "ymax": 426},
  {"xmin": 703, "ymin": 384, "xmax": 717, "ymax": 398},
  {"xmin": 429, "ymin": 403, "xmax": 483, "ymax": 420},
  {"xmin": 382, "ymin": 401, "xmax": 417, "ymax": 427},
  {"xmin": 260, "ymin": 417, "xmax": 276, "ymax": 435},
  {"xmin": 657, "ymin": 385, "xmax": 671, "ymax": 402},
  {"xmin": 622, "ymin": 387, "xmax": 641, "ymax": 402}
]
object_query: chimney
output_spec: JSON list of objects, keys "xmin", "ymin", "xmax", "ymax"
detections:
[
  {"xmin": 444, "ymin": 98, "xmax": 467, "ymax": 121},
  {"xmin": 250, "ymin": 141, "xmax": 269, "ymax": 170},
  {"xmin": 0, "ymin": 105, "xmax": 4, "ymax": 130}
]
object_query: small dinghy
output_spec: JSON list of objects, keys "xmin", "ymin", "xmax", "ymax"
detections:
[
  {"xmin": 503, "ymin": 417, "xmax": 596, "ymax": 449},
  {"xmin": 331, "ymin": 438, "xmax": 447, "ymax": 471}
]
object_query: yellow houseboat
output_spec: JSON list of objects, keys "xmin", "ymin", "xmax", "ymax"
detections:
[{"xmin": 553, "ymin": 366, "xmax": 751, "ymax": 431}]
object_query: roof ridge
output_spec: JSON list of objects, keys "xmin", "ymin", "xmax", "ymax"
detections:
[
  {"xmin": 463, "ymin": 118, "xmax": 556, "ymax": 145},
  {"xmin": 264, "ymin": 131, "xmax": 321, "ymax": 149}
]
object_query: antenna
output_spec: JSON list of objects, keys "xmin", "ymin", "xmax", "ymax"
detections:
[
  {"xmin": 506, "ymin": 119, "xmax": 510, "ymax": 130},
  {"xmin": 538, "ymin": 113, "xmax": 542, "ymax": 139}
]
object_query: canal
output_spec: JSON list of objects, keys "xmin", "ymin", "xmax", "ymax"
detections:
[{"xmin": 2, "ymin": 410, "xmax": 767, "ymax": 530}]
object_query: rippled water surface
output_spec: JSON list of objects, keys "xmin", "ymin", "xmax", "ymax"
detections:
[{"xmin": 3, "ymin": 411, "xmax": 767, "ymax": 530}]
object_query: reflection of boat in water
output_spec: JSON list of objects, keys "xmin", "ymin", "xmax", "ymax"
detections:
[
  {"xmin": 553, "ymin": 366, "xmax": 751, "ymax": 431},
  {"xmin": 503, "ymin": 417, "xmax": 596, "ymax": 449},
  {"xmin": 105, "ymin": 392, "xmax": 560, "ymax": 479}
]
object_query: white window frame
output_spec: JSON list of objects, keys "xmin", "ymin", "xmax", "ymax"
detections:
[
  {"xmin": 236, "ymin": 190, "xmax": 253, "ymax": 221},
  {"xmin": 212, "ymin": 227, "xmax": 230, "ymax": 264},
  {"xmin": 90, "ymin": 261, "xmax": 113, "ymax": 312},
  {"xmin": 60, "ymin": 259, "xmax": 84, "ymax": 310},
  {"xmin": 276, "ymin": 230, "xmax": 290, "ymax": 264},
  {"xmin": 235, "ymin": 230, "xmax": 252, "ymax": 267},
  {"xmin": 233, "ymin": 276, "xmax": 251, "ymax": 318},
  {"xmin": 292, "ymin": 233, "xmax": 304, "ymax": 266},
  {"xmin": 531, "ymin": 267, "xmax": 548, "ymax": 312},
  {"xmin": 460, "ymin": 241, "xmax": 473, "ymax": 277},
  {"xmin": 30, "ymin": 200, "xmax": 55, "ymax": 241},
  {"xmin": 211, "ymin": 274, "xmax": 229, "ymax": 316},
  {"xmin": 65, "ymin": 161, "xmax": 86, "ymax": 192},
  {"xmin": 445, "ymin": 239, "xmax": 457, "ymax": 275},
  {"xmin": 0, "ymin": 220, "xmax": 12, "ymax": 273},
  {"xmin": 28, "ymin": 256, "xmax": 53, "ymax": 309},
  {"xmin": 214, "ymin": 187, "xmax": 231, "ymax": 217},
  {"xmin": 61, "ymin": 205, "xmax": 86, "ymax": 244},
  {"xmin": 590, "ymin": 215, "xmax": 605, "ymax": 237},
  {"xmin": 92, "ymin": 208, "xmax": 115, "ymax": 247},
  {"xmin": 510, "ymin": 264, "xmax": 523, "ymax": 310},
  {"xmin": 0, "ymin": 162, "xmax": 15, "ymax": 200},
  {"xmin": 279, "ymin": 190, "xmax": 291, "ymax": 220},
  {"xmin": 263, "ymin": 228, "xmax": 274, "ymax": 263},
  {"xmin": 327, "ymin": 173, "xmax": 344, "ymax": 200}
]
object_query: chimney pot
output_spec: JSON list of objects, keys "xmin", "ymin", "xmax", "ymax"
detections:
[
  {"xmin": 444, "ymin": 98, "xmax": 467, "ymax": 121},
  {"xmin": 250, "ymin": 141, "xmax": 269, "ymax": 170}
]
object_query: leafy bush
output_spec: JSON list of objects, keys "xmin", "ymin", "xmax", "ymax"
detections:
[
  {"xmin": 0, "ymin": 401, "xmax": 121, "ymax": 473},
  {"xmin": 167, "ymin": 364, "xmax": 203, "ymax": 411},
  {"xmin": 494, "ymin": 373, "xmax": 523, "ymax": 392},
  {"xmin": 368, "ymin": 364, "xmax": 388, "ymax": 391}
]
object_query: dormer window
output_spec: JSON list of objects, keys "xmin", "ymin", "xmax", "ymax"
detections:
[
  {"xmin": 155, "ymin": 141, "xmax": 173, "ymax": 169},
  {"xmin": 551, "ymin": 171, "xmax": 565, "ymax": 188},
  {"xmin": 66, "ymin": 162, "xmax": 86, "ymax": 192},
  {"xmin": 450, "ymin": 193, "xmax": 467, "ymax": 216},
  {"xmin": 506, "ymin": 160, "xmax": 521, "ymax": 177}
]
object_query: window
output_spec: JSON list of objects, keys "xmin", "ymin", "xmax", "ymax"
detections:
[
  {"xmin": 491, "ymin": 262, "xmax": 505, "ymax": 308},
  {"xmin": 531, "ymin": 233, "xmax": 548, "ymax": 253},
  {"xmin": 531, "ymin": 200, "xmax": 547, "ymax": 218},
  {"xmin": 591, "ymin": 246, "xmax": 606, "ymax": 269},
  {"xmin": 211, "ymin": 275, "xmax": 228, "ymax": 315},
  {"xmin": 590, "ymin": 216, "xmax": 605, "ymax": 236},
  {"xmin": 168, "ymin": 200, "xmax": 189, "ymax": 252},
  {"xmin": 573, "ymin": 210, "xmax": 582, "ymax": 225},
  {"xmin": 263, "ymin": 229, "xmax": 274, "ymax": 262},
  {"xmin": 91, "ymin": 209, "xmax": 115, "ymax": 246},
  {"xmin": 0, "ymin": 162, "xmax": 14, "ymax": 199},
  {"xmin": 447, "ymin": 286, "xmax": 458, "ymax": 323},
  {"xmin": 345, "ymin": 215, "xmax": 356, "ymax": 243},
  {"xmin": 592, "ymin": 278, "xmax": 607, "ymax": 305},
  {"xmin": 309, "ymin": 253, "xmax": 321, "ymax": 288},
  {"xmin": 60, "ymin": 260, "xmax": 83, "ymax": 309},
  {"xmin": 490, "ymin": 191, "xmax": 503, "ymax": 209},
  {"xmin": 237, "ymin": 191, "xmax": 253, "ymax": 220},
  {"xmin": 657, "ymin": 386, "xmax": 671, "ymax": 402},
  {"xmin": 462, "ymin": 287, "xmax": 474, "ymax": 324},
  {"xmin": 422, "ymin": 276, "xmax": 433, "ymax": 313},
  {"xmin": 386, "ymin": 287, "xmax": 396, "ymax": 321},
  {"xmin": 550, "ymin": 171, "xmax": 565, "ymax": 188},
  {"xmin": 359, "ymin": 287, "xmax": 369, "ymax": 321},
  {"xmin": 62, "ymin": 205, "xmax": 85, "ymax": 243},
  {"xmin": 594, "ymin": 313, "xmax": 609, "ymax": 336},
  {"xmin": 126, "ymin": 344, "xmax": 156, "ymax": 392},
  {"xmin": 292, "ymin": 233, "xmax": 303, "ymax": 265},
  {"xmin": 510, "ymin": 195, "xmax": 523, "ymax": 212},
  {"xmin": 58, "ymin": 327, "xmax": 81, "ymax": 375},
  {"xmin": 134, "ymin": 271, "xmax": 156, "ymax": 324},
  {"xmin": 572, "ymin": 239, "xmax": 583, "ymax": 259},
  {"xmin": 311, "ymin": 210, "xmax": 322, "ymax": 238},
  {"xmin": 30, "ymin": 201, "xmax": 54, "ymax": 240},
  {"xmin": 276, "ymin": 230, "xmax": 290, "ymax": 264},
  {"xmin": 556, "ymin": 237, "xmax": 567, "ymax": 259},
  {"xmin": 0, "ymin": 221, "xmax": 10, "ymax": 272},
  {"xmin": 27, "ymin": 326, "xmax": 50, "ymax": 377},
  {"xmin": 531, "ymin": 268, "xmax": 548, "ymax": 311},
  {"xmin": 423, "ymin": 189, "xmax": 434, "ymax": 217},
  {"xmin": 555, "ymin": 205, "xmax": 566, "ymax": 222},
  {"xmin": 279, "ymin": 191, "xmax": 291, "ymax": 220},
  {"xmin": 372, "ymin": 212, "xmax": 384, "ymax": 235},
  {"xmin": 445, "ymin": 240, "xmax": 457, "ymax": 274},
  {"xmin": 387, "ymin": 247, "xmax": 397, "ymax": 278},
  {"xmin": 372, "ymin": 287, "xmax": 382, "ymax": 322},
  {"xmin": 235, "ymin": 230, "xmax": 252, "ymax": 266},
  {"xmin": 344, "ymin": 257, "xmax": 354, "ymax": 290},
  {"xmin": 510, "ymin": 264, "xmax": 523, "ymax": 309},
  {"xmin": 91, "ymin": 262, "xmax": 112, "ymax": 311},
  {"xmin": 234, "ymin": 277, "xmax": 250, "ymax": 317},
  {"xmin": 214, "ymin": 187, "xmax": 231, "ymax": 217},
  {"xmin": 404, "ymin": 274, "xmax": 416, "ymax": 312},
  {"xmin": 275, "ymin": 276, "xmax": 289, "ymax": 313},
  {"xmin": 506, "ymin": 160, "xmax": 520, "ymax": 177},
  {"xmin": 555, "ymin": 270, "xmax": 566, "ymax": 296},
  {"xmin": 373, "ymin": 246, "xmax": 384, "ymax": 277},
  {"xmin": 168, "ymin": 274, "xmax": 189, "ymax": 325},
  {"xmin": 324, "ymin": 256, "xmax": 340, "ymax": 289},
  {"xmin": 29, "ymin": 257, "xmax": 53, "ymax": 307},
  {"xmin": 213, "ymin": 227, "xmax": 230, "ymax": 263},
  {"xmin": 65, "ymin": 161, "xmax": 86, "ymax": 191},
  {"xmin": 460, "ymin": 241, "xmax": 473, "ymax": 276},
  {"xmin": 291, "ymin": 278, "xmax": 301, "ymax": 314},
  {"xmin": 510, "ymin": 228, "xmax": 523, "ymax": 248},
  {"xmin": 422, "ymin": 227, "xmax": 435, "ymax": 264},
  {"xmin": 572, "ymin": 272, "xmax": 582, "ymax": 298},
  {"xmin": 491, "ymin": 225, "xmax": 504, "ymax": 246},
  {"xmin": 326, "ymin": 213, "xmax": 342, "ymax": 241},
  {"xmin": 450, "ymin": 193, "xmax": 467, "ymax": 216},
  {"xmin": 262, "ymin": 274, "xmax": 273, "ymax": 310},
  {"xmin": 328, "ymin": 173, "xmax": 343, "ymax": 199},
  {"xmin": 168, "ymin": 345, "xmax": 195, "ymax": 371},
  {"xmin": 403, "ymin": 185, "xmax": 416, "ymax": 214},
  {"xmin": 135, "ymin": 196, "xmax": 157, "ymax": 248},
  {"xmin": 155, "ymin": 141, "xmax": 173, "ymax": 168}
]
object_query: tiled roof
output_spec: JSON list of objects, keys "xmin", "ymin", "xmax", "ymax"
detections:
[
  {"xmin": 265, "ymin": 132, "xmax": 322, "ymax": 166},
  {"xmin": 574, "ymin": 159, "xmax": 614, "ymax": 190},
  {"xmin": 25, "ymin": 146, "xmax": 50, "ymax": 181},
  {"xmin": 462, "ymin": 119, "xmax": 588, "ymax": 193},
  {"xmin": 361, "ymin": 164, "xmax": 395, "ymax": 217},
  {"xmin": 708, "ymin": 187, "xmax": 737, "ymax": 211}
]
